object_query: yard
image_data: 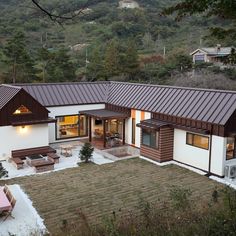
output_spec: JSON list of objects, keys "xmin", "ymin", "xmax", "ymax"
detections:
[{"xmin": 0, "ymin": 158, "xmax": 222, "ymax": 234}]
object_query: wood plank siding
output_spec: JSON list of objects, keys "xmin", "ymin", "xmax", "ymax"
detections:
[
  {"xmin": 152, "ymin": 113, "xmax": 225, "ymax": 137},
  {"xmin": 105, "ymin": 104, "xmax": 131, "ymax": 116},
  {"xmin": 140, "ymin": 126, "xmax": 174, "ymax": 162},
  {"xmin": 0, "ymin": 89, "xmax": 49, "ymax": 126}
]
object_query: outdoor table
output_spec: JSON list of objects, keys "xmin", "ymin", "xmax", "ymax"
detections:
[
  {"xmin": 60, "ymin": 145, "xmax": 73, "ymax": 157},
  {"xmin": 0, "ymin": 187, "xmax": 12, "ymax": 213}
]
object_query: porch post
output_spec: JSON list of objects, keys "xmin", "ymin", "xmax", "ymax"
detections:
[
  {"xmin": 123, "ymin": 119, "xmax": 126, "ymax": 145},
  {"xmin": 89, "ymin": 116, "xmax": 92, "ymax": 142},
  {"xmin": 103, "ymin": 119, "xmax": 106, "ymax": 148}
]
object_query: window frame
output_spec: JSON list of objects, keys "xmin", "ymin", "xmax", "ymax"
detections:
[
  {"xmin": 55, "ymin": 114, "xmax": 88, "ymax": 140},
  {"xmin": 226, "ymin": 137, "xmax": 236, "ymax": 161},
  {"xmin": 132, "ymin": 118, "xmax": 136, "ymax": 145},
  {"xmin": 186, "ymin": 132, "xmax": 209, "ymax": 150},
  {"xmin": 141, "ymin": 128, "xmax": 159, "ymax": 149},
  {"xmin": 13, "ymin": 105, "xmax": 32, "ymax": 115}
]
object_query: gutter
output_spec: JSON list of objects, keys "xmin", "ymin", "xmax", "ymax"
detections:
[{"xmin": 206, "ymin": 126, "xmax": 213, "ymax": 177}]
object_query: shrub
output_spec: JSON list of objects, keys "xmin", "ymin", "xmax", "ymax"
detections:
[
  {"xmin": 79, "ymin": 143, "xmax": 94, "ymax": 163},
  {"xmin": 0, "ymin": 162, "xmax": 8, "ymax": 178}
]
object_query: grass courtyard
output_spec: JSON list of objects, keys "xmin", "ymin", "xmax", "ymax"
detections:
[{"xmin": 0, "ymin": 158, "xmax": 223, "ymax": 234}]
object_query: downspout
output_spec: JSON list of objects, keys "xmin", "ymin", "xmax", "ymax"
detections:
[{"xmin": 207, "ymin": 126, "xmax": 213, "ymax": 176}]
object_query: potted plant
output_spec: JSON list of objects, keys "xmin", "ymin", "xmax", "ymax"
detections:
[{"xmin": 79, "ymin": 143, "xmax": 94, "ymax": 163}]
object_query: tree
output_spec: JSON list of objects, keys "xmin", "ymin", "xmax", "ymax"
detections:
[
  {"xmin": 3, "ymin": 31, "xmax": 35, "ymax": 83},
  {"xmin": 142, "ymin": 32, "xmax": 155, "ymax": 51},
  {"xmin": 37, "ymin": 48, "xmax": 53, "ymax": 82},
  {"xmin": 123, "ymin": 40, "xmax": 139, "ymax": 79},
  {"xmin": 86, "ymin": 46, "xmax": 104, "ymax": 81},
  {"xmin": 163, "ymin": 0, "xmax": 236, "ymax": 40},
  {"xmin": 104, "ymin": 40, "xmax": 121, "ymax": 78},
  {"xmin": 79, "ymin": 142, "xmax": 94, "ymax": 163},
  {"xmin": 47, "ymin": 48, "xmax": 76, "ymax": 82}
]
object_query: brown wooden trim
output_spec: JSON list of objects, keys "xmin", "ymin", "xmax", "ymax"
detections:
[
  {"xmin": 12, "ymin": 118, "xmax": 56, "ymax": 126},
  {"xmin": 103, "ymin": 119, "xmax": 106, "ymax": 148},
  {"xmin": 123, "ymin": 119, "xmax": 125, "ymax": 145},
  {"xmin": 89, "ymin": 116, "xmax": 92, "ymax": 142}
]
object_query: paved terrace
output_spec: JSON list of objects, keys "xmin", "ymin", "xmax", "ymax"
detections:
[{"xmin": 1, "ymin": 158, "xmax": 223, "ymax": 234}]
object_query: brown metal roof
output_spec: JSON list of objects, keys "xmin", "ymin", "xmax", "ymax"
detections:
[
  {"xmin": 1, "ymin": 81, "xmax": 236, "ymax": 126},
  {"xmin": 0, "ymin": 85, "xmax": 21, "ymax": 110},
  {"xmin": 80, "ymin": 109, "xmax": 128, "ymax": 119},
  {"xmin": 107, "ymin": 82, "xmax": 236, "ymax": 126},
  {"xmin": 137, "ymin": 119, "xmax": 171, "ymax": 130},
  {"xmin": 19, "ymin": 82, "xmax": 109, "ymax": 107}
]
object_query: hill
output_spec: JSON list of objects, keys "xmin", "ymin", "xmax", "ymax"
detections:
[{"xmin": 0, "ymin": 0, "xmax": 234, "ymax": 85}]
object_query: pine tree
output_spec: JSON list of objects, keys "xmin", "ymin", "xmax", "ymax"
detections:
[
  {"xmin": 104, "ymin": 40, "xmax": 121, "ymax": 78},
  {"xmin": 3, "ymin": 31, "xmax": 35, "ymax": 83},
  {"xmin": 86, "ymin": 46, "xmax": 104, "ymax": 81},
  {"xmin": 37, "ymin": 48, "xmax": 53, "ymax": 83},
  {"xmin": 79, "ymin": 143, "xmax": 94, "ymax": 163},
  {"xmin": 123, "ymin": 40, "xmax": 139, "ymax": 79}
]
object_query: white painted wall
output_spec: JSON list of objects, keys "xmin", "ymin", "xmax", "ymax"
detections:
[
  {"xmin": 47, "ymin": 104, "xmax": 105, "ymax": 143},
  {"xmin": 0, "ymin": 124, "xmax": 49, "ymax": 161},
  {"xmin": 125, "ymin": 118, "xmax": 132, "ymax": 144},
  {"xmin": 135, "ymin": 110, "xmax": 141, "ymax": 147},
  {"xmin": 173, "ymin": 129, "xmax": 210, "ymax": 171},
  {"xmin": 125, "ymin": 110, "xmax": 151, "ymax": 148},
  {"xmin": 210, "ymin": 136, "xmax": 227, "ymax": 176}
]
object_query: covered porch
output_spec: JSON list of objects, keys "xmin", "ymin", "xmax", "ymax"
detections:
[{"xmin": 80, "ymin": 109, "xmax": 129, "ymax": 148}]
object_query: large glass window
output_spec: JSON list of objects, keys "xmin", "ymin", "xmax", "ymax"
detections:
[
  {"xmin": 56, "ymin": 115, "xmax": 87, "ymax": 140},
  {"xmin": 186, "ymin": 133, "xmax": 209, "ymax": 150},
  {"xmin": 142, "ymin": 129, "xmax": 158, "ymax": 149},
  {"xmin": 226, "ymin": 137, "xmax": 236, "ymax": 160}
]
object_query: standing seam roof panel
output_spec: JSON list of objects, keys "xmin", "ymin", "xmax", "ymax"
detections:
[{"xmin": 168, "ymin": 90, "xmax": 193, "ymax": 116}]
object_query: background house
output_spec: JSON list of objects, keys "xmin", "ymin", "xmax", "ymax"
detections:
[{"xmin": 190, "ymin": 45, "xmax": 235, "ymax": 65}]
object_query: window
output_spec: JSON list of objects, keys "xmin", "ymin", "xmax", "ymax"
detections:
[
  {"xmin": 56, "ymin": 115, "xmax": 88, "ymax": 140},
  {"xmin": 132, "ymin": 118, "xmax": 136, "ymax": 145},
  {"xmin": 186, "ymin": 133, "xmax": 209, "ymax": 150},
  {"xmin": 13, "ymin": 105, "xmax": 32, "ymax": 115},
  {"xmin": 226, "ymin": 137, "xmax": 236, "ymax": 160},
  {"xmin": 142, "ymin": 129, "xmax": 158, "ymax": 149}
]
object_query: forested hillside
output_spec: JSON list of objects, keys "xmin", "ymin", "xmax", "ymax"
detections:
[{"xmin": 0, "ymin": 0, "xmax": 235, "ymax": 87}]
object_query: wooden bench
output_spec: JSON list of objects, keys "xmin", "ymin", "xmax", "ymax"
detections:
[
  {"xmin": 12, "ymin": 146, "xmax": 56, "ymax": 160},
  {"xmin": 47, "ymin": 153, "xmax": 60, "ymax": 164},
  {"xmin": 33, "ymin": 160, "xmax": 54, "ymax": 173},
  {"xmin": 11, "ymin": 158, "xmax": 24, "ymax": 170}
]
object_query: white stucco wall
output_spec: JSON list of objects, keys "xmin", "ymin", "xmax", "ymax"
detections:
[
  {"xmin": 47, "ymin": 104, "xmax": 105, "ymax": 143},
  {"xmin": 210, "ymin": 136, "xmax": 227, "ymax": 176},
  {"xmin": 0, "ymin": 124, "xmax": 49, "ymax": 161},
  {"xmin": 125, "ymin": 110, "xmax": 151, "ymax": 148},
  {"xmin": 173, "ymin": 129, "xmax": 210, "ymax": 171}
]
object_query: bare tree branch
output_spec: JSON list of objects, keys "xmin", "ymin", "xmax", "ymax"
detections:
[{"xmin": 31, "ymin": 0, "xmax": 86, "ymax": 24}]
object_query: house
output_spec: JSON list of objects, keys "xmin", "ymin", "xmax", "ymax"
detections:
[
  {"xmin": 0, "ymin": 82, "xmax": 236, "ymax": 178},
  {"xmin": 118, "ymin": 0, "xmax": 140, "ymax": 9},
  {"xmin": 190, "ymin": 45, "xmax": 235, "ymax": 64}
]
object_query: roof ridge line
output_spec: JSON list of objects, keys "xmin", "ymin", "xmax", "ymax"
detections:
[
  {"xmin": 2, "ymin": 84, "xmax": 22, "ymax": 89},
  {"xmin": 110, "ymin": 81, "xmax": 236, "ymax": 94},
  {"xmin": 15, "ymin": 81, "xmax": 111, "ymax": 86}
]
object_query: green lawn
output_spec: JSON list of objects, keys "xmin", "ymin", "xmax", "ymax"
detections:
[{"xmin": 0, "ymin": 158, "xmax": 222, "ymax": 234}]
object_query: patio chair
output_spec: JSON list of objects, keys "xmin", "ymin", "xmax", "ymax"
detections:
[
  {"xmin": 3, "ymin": 185, "xmax": 9, "ymax": 194},
  {"xmin": 2, "ymin": 197, "xmax": 16, "ymax": 221}
]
